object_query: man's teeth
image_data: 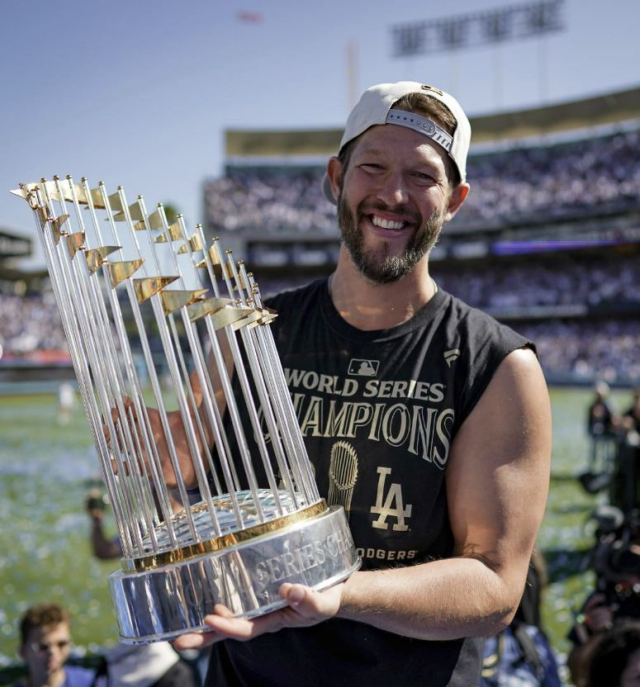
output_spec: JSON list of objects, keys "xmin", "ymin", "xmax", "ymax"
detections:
[{"xmin": 371, "ymin": 215, "xmax": 405, "ymax": 230}]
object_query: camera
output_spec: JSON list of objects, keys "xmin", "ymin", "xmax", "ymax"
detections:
[{"xmin": 85, "ymin": 488, "xmax": 108, "ymax": 513}]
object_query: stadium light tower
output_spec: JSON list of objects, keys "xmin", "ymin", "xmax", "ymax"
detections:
[
  {"xmin": 390, "ymin": 0, "xmax": 565, "ymax": 108},
  {"xmin": 347, "ymin": 40, "xmax": 359, "ymax": 112}
]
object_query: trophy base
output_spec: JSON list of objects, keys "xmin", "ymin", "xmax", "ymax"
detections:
[{"xmin": 109, "ymin": 504, "xmax": 360, "ymax": 643}]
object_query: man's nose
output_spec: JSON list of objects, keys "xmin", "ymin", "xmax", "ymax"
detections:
[{"xmin": 375, "ymin": 172, "xmax": 409, "ymax": 206}]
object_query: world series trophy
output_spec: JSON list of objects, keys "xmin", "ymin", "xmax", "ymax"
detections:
[{"xmin": 11, "ymin": 176, "xmax": 360, "ymax": 643}]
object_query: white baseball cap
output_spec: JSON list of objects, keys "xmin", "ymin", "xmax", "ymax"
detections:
[{"xmin": 322, "ymin": 81, "xmax": 471, "ymax": 205}]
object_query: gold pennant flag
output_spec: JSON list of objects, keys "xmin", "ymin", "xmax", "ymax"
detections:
[
  {"xmin": 85, "ymin": 246, "xmax": 124, "ymax": 275},
  {"xmin": 147, "ymin": 209, "xmax": 164, "ymax": 230},
  {"xmin": 167, "ymin": 222, "xmax": 184, "ymax": 241},
  {"xmin": 59, "ymin": 181, "xmax": 88, "ymax": 205},
  {"xmin": 160, "ymin": 289, "xmax": 208, "ymax": 315},
  {"xmin": 247, "ymin": 308, "xmax": 278, "ymax": 328},
  {"xmin": 210, "ymin": 305, "xmax": 257, "ymax": 330},
  {"xmin": 230, "ymin": 308, "xmax": 264, "ymax": 331},
  {"xmin": 87, "ymin": 187, "xmax": 106, "ymax": 209},
  {"xmin": 128, "ymin": 202, "xmax": 145, "ymax": 222},
  {"xmin": 186, "ymin": 296, "xmax": 234, "ymax": 321},
  {"xmin": 51, "ymin": 214, "xmax": 70, "ymax": 233},
  {"xmin": 108, "ymin": 259, "xmax": 146, "ymax": 287},
  {"xmin": 66, "ymin": 231, "xmax": 86, "ymax": 259},
  {"xmin": 107, "ymin": 191, "xmax": 124, "ymax": 213},
  {"xmin": 189, "ymin": 234, "xmax": 203, "ymax": 252},
  {"xmin": 132, "ymin": 276, "xmax": 179, "ymax": 303},
  {"xmin": 209, "ymin": 242, "xmax": 223, "ymax": 265}
]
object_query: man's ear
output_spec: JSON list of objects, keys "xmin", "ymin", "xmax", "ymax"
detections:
[
  {"xmin": 326, "ymin": 156, "xmax": 343, "ymax": 203},
  {"xmin": 444, "ymin": 182, "xmax": 470, "ymax": 222}
]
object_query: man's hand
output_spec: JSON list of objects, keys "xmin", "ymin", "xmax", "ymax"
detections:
[{"xmin": 173, "ymin": 582, "xmax": 344, "ymax": 650}]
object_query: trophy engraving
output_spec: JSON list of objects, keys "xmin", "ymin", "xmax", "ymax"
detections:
[{"xmin": 11, "ymin": 176, "xmax": 360, "ymax": 643}]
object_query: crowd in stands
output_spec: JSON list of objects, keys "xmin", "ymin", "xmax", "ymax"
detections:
[
  {"xmin": 203, "ymin": 126, "xmax": 640, "ymax": 232},
  {"xmin": 0, "ymin": 291, "xmax": 67, "ymax": 358},
  {"xmin": 2, "ymin": 249, "xmax": 639, "ymax": 384},
  {"xmin": 432, "ymin": 255, "xmax": 640, "ymax": 311}
]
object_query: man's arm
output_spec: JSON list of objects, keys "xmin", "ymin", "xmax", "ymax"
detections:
[
  {"xmin": 88, "ymin": 511, "xmax": 122, "ymax": 560},
  {"xmin": 174, "ymin": 347, "xmax": 551, "ymax": 647}
]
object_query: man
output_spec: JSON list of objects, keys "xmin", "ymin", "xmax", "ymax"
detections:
[
  {"xmin": 172, "ymin": 81, "xmax": 552, "ymax": 686},
  {"xmin": 16, "ymin": 604, "xmax": 94, "ymax": 687}
]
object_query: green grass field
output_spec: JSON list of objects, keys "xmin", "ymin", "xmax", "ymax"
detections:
[{"xmin": 0, "ymin": 386, "xmax": 634, "ymax": 677}]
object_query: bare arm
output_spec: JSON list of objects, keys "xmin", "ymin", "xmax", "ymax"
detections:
[
  {"xmin": 174, "ymin": 347, "xmax": 552, "ymax": 647},
  {"xmin": 88, "ymin": 511, "xmax": 122, "ymax": 560},
  {"xmin": 337, "ymin": 348, "xmax": 551, "ymax": 639}
]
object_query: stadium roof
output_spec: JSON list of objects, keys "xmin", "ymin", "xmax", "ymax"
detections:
[
  {"xmin": 0, "ymin": 227, "xmax": 32, "ymax": 260},
  {"xmin": 225, "ymin": 85, "xmax": 640, "ymax": 158}
]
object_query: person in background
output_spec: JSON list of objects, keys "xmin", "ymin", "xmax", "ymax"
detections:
[
  {"xmin": 480, "ymin": 551, "xmax": 562, "ymax": 686},
  {"xmin": 586, "ymin": 619, "xmax": 640, "ymax": 687},
  {"xmin": 622, "ymin": 388, "xmax": 640, "ymax": 436},
  {"xmin": 84, "ymin": 491, "xmax": 202, "ymax": 686},
  {"xmin": 586, "ymin": 381, "xmax": 617, "ymax": 470},
  {"xmin": 15, "ymin": 603, "xmax": 94, "ymax": 687}
]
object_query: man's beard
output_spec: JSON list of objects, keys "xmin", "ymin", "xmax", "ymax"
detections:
[{"xmin": 337, "ymin": 193, "xmax": 444, "ymax": 284}]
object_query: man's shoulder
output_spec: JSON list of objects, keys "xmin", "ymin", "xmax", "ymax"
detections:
[
  {"xmin": 265, "ymin": 278, "xmax": 326, "ymax": 311},
  {"xmin": 439, "ymin": 289, "xmax": 531, "ymax": 347}
]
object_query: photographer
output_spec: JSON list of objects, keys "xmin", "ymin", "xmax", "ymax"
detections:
[
  {"xmin": 586, "ymin": 381, "xmax": 617, "ymax": 471},
  {"xmin": 567, "ymin": 506, "xmax": 640, "ymax": 686},
  {"xmin": 586, "ymin": 619, "xmax": 640, "ymax": 687}
]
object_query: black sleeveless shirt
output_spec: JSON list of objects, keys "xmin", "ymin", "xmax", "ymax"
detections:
[{"xmin": 206, "ymin": 278, "xmax": 531, "ymax": 687}]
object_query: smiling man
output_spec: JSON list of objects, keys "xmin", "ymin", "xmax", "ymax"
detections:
[{"xmin": 174, "ymin": 81, "xmax": 552, "ymax": 687}]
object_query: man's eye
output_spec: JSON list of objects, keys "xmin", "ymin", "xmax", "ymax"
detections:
[{"xmin": 359, "ymin": 163, "xmax": 383, "ymax": 171}]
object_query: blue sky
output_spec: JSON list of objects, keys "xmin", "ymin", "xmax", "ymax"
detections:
[{"xmin": 2, "ymin": 0, "xmax": 639, "ymax": 267}]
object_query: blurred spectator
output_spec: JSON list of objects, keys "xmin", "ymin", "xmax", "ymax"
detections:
[
  {"xmin": 15, "ymin": 603, "xmax": 95, "ymax": 687},
  {"xmin": 84, "ymin": 491, "xmax": 202, "ymax": 686},
  {"xmin": 622, "ymin": 389, "xmax": 640, "ymax": 435},
  {"xmin": 57, "ymin": 382, "xmax": 76, "ymax": 426},
  {"xmin": 586, "ymin": 381, "xmax": 618, "ymax": 470},
  {"xmin": 480, "ymin": 552, "xmax": 562, "ymax": 686},
  {"xmin": 567, "ymin": 503, "xmax": 640, "ymax": 685},
  {"xmin": 585, "ymin": 619, "xmax": 640, "ymax": 687}
]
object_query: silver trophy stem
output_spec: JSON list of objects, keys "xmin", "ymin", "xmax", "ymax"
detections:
[
  {"xmin": 38, "ymin": 184, "xmax": 150, "ymax": 554},
  {"xmin": 51, "ymin": 179, "xmax": 161, "ymax": 552},
  {"xmin": 96, "ymin": 184, "xmax": 199, "ymax": 542},
  {"xmin": 195, "ymin": 232, "xmax": 301, "ymax": 509},
  {"xmin": 241, "ymin": 265, "xmax": 320, "ymax": 503},
  {"xmin": 221, "ymin": 251, "xmax": 314, "ymax": 503},
  {"xmin": 109, "ymin": 188, "xmax": 219, "ymax": 539},
  {"xmin": 135, "ymin": 198, "xmax": 245, "ymax": 526},
  {"xmin": 77, "ymin": 178, "xmax": 178, "ymax": 547},
  {"xmin": 192, "ymin": 225, "xmax": 299, "ymax": 514}
]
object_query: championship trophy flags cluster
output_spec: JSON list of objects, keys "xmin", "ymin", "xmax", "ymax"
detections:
[{"xmin": 11, "ymin": 177, "xmax": 359, "ymax": 643}]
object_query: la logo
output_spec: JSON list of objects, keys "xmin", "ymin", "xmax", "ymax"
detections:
[{"xmin": 371, "ymin": 467, "xmax": 412, "ymax": 532}]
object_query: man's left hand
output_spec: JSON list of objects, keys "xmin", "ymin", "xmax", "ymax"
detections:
[{"xmin": 172, "ymin": 582, "xmax": 344, "ymax": 649}]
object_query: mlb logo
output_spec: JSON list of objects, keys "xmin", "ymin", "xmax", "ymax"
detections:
[{"xmin": 348, "ymin": 359, "xmax": 379, "ymax": 377}]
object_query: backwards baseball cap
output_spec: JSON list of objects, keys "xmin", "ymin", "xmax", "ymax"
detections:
[{"xmin": 322, "ymin": 81, "xmax": 471, "ymax": 205}]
